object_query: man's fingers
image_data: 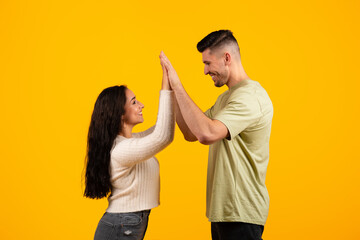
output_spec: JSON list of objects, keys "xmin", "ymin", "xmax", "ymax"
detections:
[
  {"xmin": 161, "ymin": 59, "xmax": 171, "ymax": 72},
  {"xmin": 160, "ymin": 51, "xmax": 174, "ymax": 69},
  {"xmin": 160, "ymin": 58, "xmax": 168, "ymax": 71}
]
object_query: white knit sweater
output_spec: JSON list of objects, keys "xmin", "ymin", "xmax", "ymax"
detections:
[{"xmin": 106, "ymin": 90, "xmax": 175, "ymax": 213}]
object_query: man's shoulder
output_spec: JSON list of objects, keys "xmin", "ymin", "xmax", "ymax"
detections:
[
  {"xmin": 231, "ymin": 79, "xmax": 259, "ymax": 92},
  {"xmin": 230, "ymin": 80, "xmax": 269, "ymax": 99}
]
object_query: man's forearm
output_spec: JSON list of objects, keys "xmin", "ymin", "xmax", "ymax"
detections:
[
  {"xmin": 173, "ymin": 84, "xmax": 216, "ymax": 144},
  {"xmin": 174, "ymin": 98, "xmax": 197, "ymax": 142}
]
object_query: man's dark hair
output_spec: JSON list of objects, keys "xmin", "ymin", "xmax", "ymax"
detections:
[{"xmin": 197, "ymin": 30, "xmax": 239, "ymax": 53}]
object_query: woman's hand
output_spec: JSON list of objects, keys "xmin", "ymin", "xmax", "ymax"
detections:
[{"xmin": 160, "ymin": 51, "xmax": 171, "ymax": 90}]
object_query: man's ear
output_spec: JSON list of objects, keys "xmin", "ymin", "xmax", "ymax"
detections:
[{"xmin": 224, "ymin": 52, "xmax": 231, "ymax": 66}]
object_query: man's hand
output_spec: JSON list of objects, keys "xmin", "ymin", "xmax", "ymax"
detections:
[{"xmin": 159, "ymin": 51, "xmax": 182, "ymax": 90}]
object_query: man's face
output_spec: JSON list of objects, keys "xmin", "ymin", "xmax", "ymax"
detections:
[{"xmin": 202, "ymin": 48, "xmax": 229, "ymax": 87}]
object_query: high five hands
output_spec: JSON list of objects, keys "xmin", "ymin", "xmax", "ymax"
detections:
[{"xmin": 159, "ymin": 51, "xmax": 182, "ymax": 90}]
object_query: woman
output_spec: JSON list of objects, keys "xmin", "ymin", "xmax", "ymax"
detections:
[{"xmin": 84, "ymin": 57, "xmax": 174, "ymax": 240}]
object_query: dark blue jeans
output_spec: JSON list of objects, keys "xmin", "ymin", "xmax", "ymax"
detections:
[
  {"xmin": 94, "ymin": 210, "xmax": 150, "ymax": 240},
  {"xmin": 211, "ymin": 222, "xmax": 264, "ymax": 240}
]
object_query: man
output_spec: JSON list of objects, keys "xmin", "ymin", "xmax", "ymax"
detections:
[{"xmin": 160, "ymin": 30, "xmax": 273, "ymax": 240}]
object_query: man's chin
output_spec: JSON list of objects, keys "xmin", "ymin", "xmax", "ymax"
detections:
[{"xmin": 214, "ymin": 82, "xmax": 225, "ymax": 88}]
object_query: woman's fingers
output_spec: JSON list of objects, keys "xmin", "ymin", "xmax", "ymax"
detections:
[{"xmin": 161, "ymin": 63, "xmax": 168, "ymax": 80}]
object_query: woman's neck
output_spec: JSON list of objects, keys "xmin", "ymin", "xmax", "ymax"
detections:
[{"xmin": 119, "ymin": 125, "xmax": 133, "ymax": 138}]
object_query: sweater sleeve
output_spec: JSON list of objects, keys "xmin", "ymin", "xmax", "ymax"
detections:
[
  {"xmin": 111, "ymin": 90, "xmax": 175, "ymax": 167},
  {"xmin": 132, "ymin": 126, "xmax": 155, "ymax": 138}
]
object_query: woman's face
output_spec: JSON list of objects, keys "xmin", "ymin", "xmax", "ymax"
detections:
[{"xmin": 122, "ymin": 88, "xmax": 144, "ymax": 127}]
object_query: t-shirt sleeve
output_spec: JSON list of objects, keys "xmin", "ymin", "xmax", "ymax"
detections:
[
  {"xmin": 204, "ymin": 107, "xmax": 213, "ymax": 118},
  {"xmin": 213, "ymin": 91, "xmax": 261, "ymax": 140}
]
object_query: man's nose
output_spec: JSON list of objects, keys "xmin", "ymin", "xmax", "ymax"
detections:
[{"xmin": 204, "ymin": 66, "xmax": 209, "ymax": 75}]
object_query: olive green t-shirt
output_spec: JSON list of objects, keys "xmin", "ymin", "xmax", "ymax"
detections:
[{"xmin": 204, "ymin": 79, "xmax": 273, "ymax": 225}]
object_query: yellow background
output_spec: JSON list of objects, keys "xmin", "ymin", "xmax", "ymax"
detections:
[{"xmin": 1, "ymin": 0, "xmax": 359, "ymax": 239}]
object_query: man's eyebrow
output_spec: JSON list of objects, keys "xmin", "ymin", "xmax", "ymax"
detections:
[{"xmin": 131, "ymin": 96, "xmax": 136, "ymax": 101}]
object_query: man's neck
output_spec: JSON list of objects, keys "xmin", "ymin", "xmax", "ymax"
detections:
[{"xmin": 226, "ymin": 67, "xmax": 250, "ymax": 88}]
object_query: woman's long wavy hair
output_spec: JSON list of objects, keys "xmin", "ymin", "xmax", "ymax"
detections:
[{"xmin": 84, "ymin": 85, "xmax": 127, "ymax": 199}]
